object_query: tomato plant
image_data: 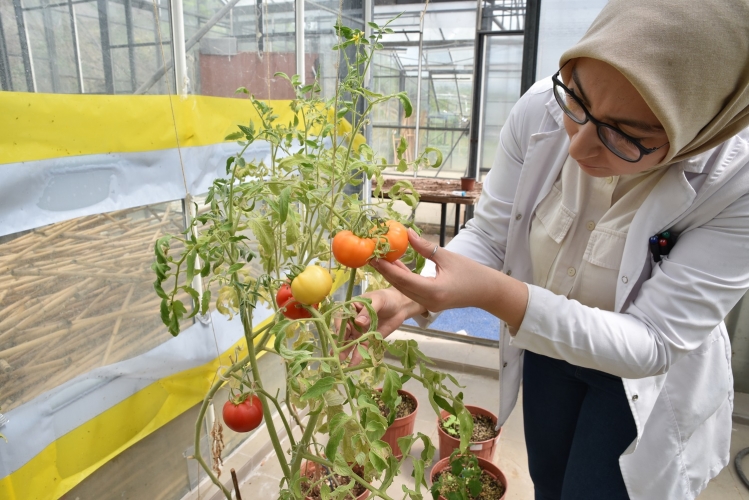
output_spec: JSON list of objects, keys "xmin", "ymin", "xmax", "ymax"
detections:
[
  {"xmin": 222, "ymin": 395, "xmax": 263, "ymax": 433},
  {"xmin": 332, "ymin": 230, "xmax": 376, "ymax": 268},
  {"xmin": 152, "ymin": 18, "xmax": 459, "ymax": 500},
  {"xmin": 276, "ymin": 283, "xmax": 315, "ymax": 319},
  {"xmin": 380, "ymin": 220, "xmax": 409, "ymax": 263},
  {"xmin": 290, "ymin": 265, "xmax": 332, "ymax": 305}
]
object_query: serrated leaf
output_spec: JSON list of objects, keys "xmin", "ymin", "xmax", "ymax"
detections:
[
  {"xmin": 300, "ymin": 376, "xmax": 336, "ymax": 401},
  {"xmin": 200, "ymin": 290, "xmax": 211, "ymax": 316},
  {"xmin": 278, "ymin": 186, "xmax": 291, "ymax": 224},
  {"xmin": 398, "ymin": 92, "xmax": 412, "ymax": 118}
]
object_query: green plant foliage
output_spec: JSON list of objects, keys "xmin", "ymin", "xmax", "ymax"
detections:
[{"xmin": 151, "ymin": 17, "xmax": 465, "ymax": 500}]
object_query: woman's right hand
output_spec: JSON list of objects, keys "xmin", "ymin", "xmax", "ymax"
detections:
[{"xmin": 337, "ymin": 287, "xmax": 427, "ymax": 365}]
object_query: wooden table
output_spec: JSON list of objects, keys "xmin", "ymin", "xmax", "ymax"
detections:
[{"xmin": 374, "ymin": 177, "xmax": 482, "ymax": 247}]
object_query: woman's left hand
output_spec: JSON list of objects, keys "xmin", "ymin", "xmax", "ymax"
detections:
[{"xmin": 370, "ymin": 229, "xmax": 529, "ymax": 330}]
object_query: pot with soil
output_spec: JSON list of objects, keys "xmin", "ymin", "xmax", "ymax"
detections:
[
  {"xmin": 375, "ymin": 388, "xmax": 418, "ymax": 459},
  {"xmin": 301, "ymin": 461, "xmax": 370, "ymax": 500},
  {"xmin": 430, "ymin": 454, "xmax": 507, "ymax": 500},
  {"xmin": 437, "ymin": 405, "xmax": 501, "ymax": 460},
  {"xmin": 460, "ymin": 176, "xmax": 476, "ymax": 191}
]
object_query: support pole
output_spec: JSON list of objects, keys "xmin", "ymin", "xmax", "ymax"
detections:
[
  {"xmin": 40, "ymin": 0, "xmax": 60, "ymax": 92},
  {"xmin": 295, "ymin": 0, "xmax": 304, "ymax": 84},
  {"xmin": 96, "ymin": 0, "xmax": 114, "ymax": 93},
  {"xmin": 67, "ymin": 0, "xmax": 84, "ymax": 93},
  {"xmin": 0, "ymin": 14, "xmax": 13, "ymax": 90},
  {"xmin": 124, "ymin": 0, "xmax": 137, "ymax": 91},
  {"xmin": 12, "ymin": 0, "xmax": 35, "ymax": 92},
  {"xmin": 412, "ymin": 11, "xmax": 425, "ymax": 178},
  {"xmin": 170, "ymin": 0, "xmax": 189, "ymax": 96}
]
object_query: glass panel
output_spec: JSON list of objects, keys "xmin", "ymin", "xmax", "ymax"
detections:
[
  {"xmin": 478, "ymin": 33, "xmax": 522, "ymax": 174},
  {"xmin": 0, "ymin": 0, "xmax": 174, "ymax": 93},
  {"xmin": 535, "ymin": 0, "xmax": 606, "ymax": 80},
  {"xmin": 188, "ymin": 0, "xmax": 298, "ymax": 99},
  {"xmin": 0, "ymin": 202, "xmax": 188, "ymax": 412}
]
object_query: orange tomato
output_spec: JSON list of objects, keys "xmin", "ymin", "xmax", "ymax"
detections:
[
  {"xmin": 332, "ymin": 230, "xmax": 376, "ymax": 268},
  {"xmin": 380, "ymin": 220, "xmax": 409, "ymax": 262}
]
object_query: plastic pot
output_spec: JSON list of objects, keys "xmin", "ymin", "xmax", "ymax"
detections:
[
  {"xmin": 301, "ymin": 461, "xmax": 370, "ymax": 500},
  {"xmin": 378, "ymin": 389, "xmax": 419, "ymax": 459},
  {"xmin": 430, "ymin": 455, "xmax": 507, "ymax": 500},
  {"xmin": 437, "ymin": 405, "xmax": 501, "ymax": 461},
  {"xmin": 460, "ymin": 176, "xmax": 476, "ymax": 191}
]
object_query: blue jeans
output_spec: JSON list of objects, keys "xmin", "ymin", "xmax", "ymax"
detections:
[{"xmin": 523, "ymin": 350, "xmax": 637, "ymax": 500}]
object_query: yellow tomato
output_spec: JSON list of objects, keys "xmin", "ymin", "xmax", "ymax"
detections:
[{"xmin": 291, "ymin": 265, "xmax": 333, "ymax": 305}]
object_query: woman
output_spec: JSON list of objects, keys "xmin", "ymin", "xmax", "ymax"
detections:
[{"xmin": 342, "ymin": 1, "xmax": 749, "ymax": 498}]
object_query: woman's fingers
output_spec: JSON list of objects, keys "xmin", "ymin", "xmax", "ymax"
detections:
[{"xmin": 406, "ymin": 229, "xmax": 442, "ymax": 263}]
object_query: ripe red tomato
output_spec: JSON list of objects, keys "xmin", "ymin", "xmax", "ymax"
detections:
[
  {"xmin": 332, "ymin": 230, "xmax": 376, "ymax": 268},
  {"xmin": 276, "ymin": 283, "xmax": 316, "ymax": 319},
  {"xmin": 380, "ymin": 220, "xmax": 409, "ymax": 262},
  {"xmin": 222, "ymin": 395, "xmax": 263, "ymax": 432}
]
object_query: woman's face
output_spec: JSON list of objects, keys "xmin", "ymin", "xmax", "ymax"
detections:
[{"xmin": 560, "ymin": 57, "xmax": 670, "ymax": 177}]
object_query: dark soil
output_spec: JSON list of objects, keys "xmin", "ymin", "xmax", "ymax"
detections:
[
  {"xmin": 374, "ymin": 391, "xmax": 417, "ymax": 420},
  {"xmin": 433, "ymin": 469, "xmax": 505, "ymax": 499},
  {"xmin": 302, "ymin": 464, "xmax": 367, "ymax": 500},
  {"xmin": 440, "ymin": 413, "xmax": 498, "ymax": 442}
]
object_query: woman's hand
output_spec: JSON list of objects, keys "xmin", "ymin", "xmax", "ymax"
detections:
[
  {"xmin": 337, "ymin": 287, "xmax": 426, "ymax": 365},
  {"xmin": 370, "ymin": 229, "xmax": 529, "ymax": 329}
]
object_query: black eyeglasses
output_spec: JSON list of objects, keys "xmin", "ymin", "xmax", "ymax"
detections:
[{"xmin": 552, "ymin": 69, "xmax": 668, "ymax": 163}]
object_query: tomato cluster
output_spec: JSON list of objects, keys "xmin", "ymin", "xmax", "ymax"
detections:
[
  {"xmin": 222, "ymin": 394, "xmax": 263, "ymax": 432},
  {"xmin": 331, "ymin": 220, "xmax": 409, "ymax": 268},
  {"xmin": 275, "ymin": 265, "xmax": 332, "ymax": 319}
]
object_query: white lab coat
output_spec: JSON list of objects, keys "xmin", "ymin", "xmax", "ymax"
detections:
[{"xmin": 427, "ymin": 78, "xmax": 749, "ymax": 499}]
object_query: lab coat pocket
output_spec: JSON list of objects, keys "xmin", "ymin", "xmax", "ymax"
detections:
[
  {"xmin": 534, "ymin": 184, "xmax": 575, "ymax": 244},
  {"xmin": 663, "ymin": 329, "xmax": 731, "ymax": 443},
  {"xmin": 573, "ymin": 228, "xmax": 627, "ymax": 310}
]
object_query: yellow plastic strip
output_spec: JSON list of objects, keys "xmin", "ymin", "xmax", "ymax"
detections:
[{"xmin": 0, "ymin": 92, "xmax": 295, "ymax": 165}]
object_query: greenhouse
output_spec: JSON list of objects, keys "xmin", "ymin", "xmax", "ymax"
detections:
[{"xmin": 1, "ymin": 0, "xmax": 748, "ymax": 499}]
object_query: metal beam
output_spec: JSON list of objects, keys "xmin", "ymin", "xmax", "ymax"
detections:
[
  {"xmin": 0, "ymin": 13, "xmax": 13, "ymax": 90},
  {"xmin": 12, "ymin": 0, "xmax": 35, "ymax": 91},
  {"xmin": 67, "ymin": 0, "xmax": 85, "ymax": 92},
  {"xmin": 170, "ymin": 0, "xmax": 188, "ymax": 95},
  {"xmin": 295, "ymin": 0, "xmax": 304, "ymax": 83},
  {"xmin": 124, "ymin": 0, "xmax": 137, "ymax": 91},
  {"xmin": 96, "ymin": 0, "xmax": 114, "ymax": 93},
  {"xmin": 520, "ymin": 0, "xmax": 540, "ymax": 94},
  {"xmin": 41, "ymin": 0, "xmax": 60, "ymax": 92}
]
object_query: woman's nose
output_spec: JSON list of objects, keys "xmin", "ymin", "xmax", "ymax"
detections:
[{"xmin": 568, "ymin": 120, "xmax": 603, "ymax": 160}]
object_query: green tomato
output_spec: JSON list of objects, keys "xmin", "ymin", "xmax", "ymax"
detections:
[{"xmin": 291, "ymin": 265, "xmax": 333, "ymax": 305}]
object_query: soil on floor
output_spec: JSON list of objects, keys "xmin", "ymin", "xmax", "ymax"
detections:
[
  {"xmin": 433, "ymin": 469, "xmax": 505, "ymax": 500},
  {"xmin": 302, "ymin": 463, "xmax": 367, "ymax": 500},
  {"xmin": 440, "ymin": 413, "xmax": 498, "ymax": 442},
  {"xmin": 374, "ymin": 391, "xmax": 417, "ymax": 420}
]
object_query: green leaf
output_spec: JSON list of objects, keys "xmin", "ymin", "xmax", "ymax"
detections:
[
  {"xmin": 200, "ymin": 290, "xmax": 211, "ymax": 316},
  {"xmin": 160, "ymin": 298, "xmax": 170, "ymax": 326},
  {"xmin": 186, "ymin": 249, "xmax": 197, "ymax": 283},
  {"xmin": 278, "ymin": 186, "xmax": 291, "ymax": 224},
  {"xmin": 424, "ymin": 146, "xmax": 443, "ymax": 169},
  {"xmin": 300, "ymin": 376, "xmax": 336, "ymax": 401},
  {"xmin": 227, "ymin": 263, "xmax": 244, "ymax": 275},
  {"xmin": 224, "ymin": 131, "xmax": 243, "ymax": 141},
  {"xmin": 433, "ymin": 394, "xmax": 455, "ymax": 416},
  {"xmin": 457, "ymin": 407, "xmax": 474, "ymax": 452},
  {"xmin": 398, "ymin": 92, "xmax": 413, "ymax": 118}
]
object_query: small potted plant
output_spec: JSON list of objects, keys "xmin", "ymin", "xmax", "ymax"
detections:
[
  {"xmin": 301, "ymin": 461, "xmax": 370, "ymax": 499},
  {"xmin": 430, "ymin": 449, "xmax": 507, "ymax": 500},
  {"xmin": 437, "ymin": 406, "xmax": 501, "ymax": 461}
]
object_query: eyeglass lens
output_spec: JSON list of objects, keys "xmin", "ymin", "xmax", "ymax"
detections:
[{"xmin": 553, "ymin": 83, "xmax": 642, "ymax": 161}]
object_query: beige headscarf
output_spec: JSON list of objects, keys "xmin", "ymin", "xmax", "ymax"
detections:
[{"xmin": 559, "ymin": 0, "xmax": 749, "ymax": 165}]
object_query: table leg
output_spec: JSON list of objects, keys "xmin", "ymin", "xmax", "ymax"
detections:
[
  {"xmin": 440, "ymin": 203, "xmax": 447, "ymax": 247},
  {"xmin": 454, "ymin": 204, "xmax": 461, "ymax": 236}
]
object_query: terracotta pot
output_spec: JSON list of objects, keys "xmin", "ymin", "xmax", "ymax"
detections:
[
  {"xmin": 301, "ymin": 461, "xmax": 370, "ymax": 500},
  {"xmin": 437, "ymin": 405, "xmax": 501, "ymax": 461},
  {"xmin": 430, "ymin": 456, "xmax": 508, "ymax": 500},
  {"xmin": 378, "ymin": 388, "xmax": 419, "ymax": 458},
  {"xmin": 460, "ymin": 176, "xmax": 476, "ymax": 191}
]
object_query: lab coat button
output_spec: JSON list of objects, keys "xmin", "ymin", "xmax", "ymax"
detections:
[
  {"xmin": 632, "ymin": 394, "xmax": 639, "ymax": 401},
  {"xmin": 622, "ymin": 276, "xmax": 629, "ymax": 283},
  {"xmin": 586, "ymin": 221, "xmax": 596, "ymax": 231},
  {"xmin": 503, "ymin": 362, "xmax": 508, "ymax": 368},
  {"xmin": 515, "ymin": 213, "xmax": 522, "ymax": 220},
  {"xmin": 606, "ymin": 176, "xmax": 614, "ymax": 184},
  {"xmin": 567, "ymin": 267, "xmax": 576, "ymax": 277}
]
